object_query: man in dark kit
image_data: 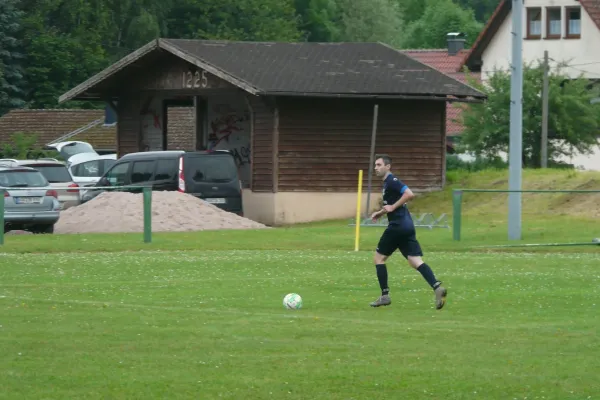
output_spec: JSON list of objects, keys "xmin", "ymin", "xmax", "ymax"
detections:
[{"xmin": 369, "ymin": 154, "xmax": 447, "ymax": 310}]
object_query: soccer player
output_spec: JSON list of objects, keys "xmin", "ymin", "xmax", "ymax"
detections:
[{"xmin": 368, "ymin": 154, "xmax": 447, "ymax": 310}]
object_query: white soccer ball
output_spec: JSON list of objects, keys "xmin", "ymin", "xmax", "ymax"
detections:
[{"xmin": 283, "ymin": 293, "xmax": 303, "ymax": 310}]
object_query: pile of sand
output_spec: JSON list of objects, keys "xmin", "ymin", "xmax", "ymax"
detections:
[{"xmin": 54, "ymin": 191, "xmax": 268, "ymax": 234}]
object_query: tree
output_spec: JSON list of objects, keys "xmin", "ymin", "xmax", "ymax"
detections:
[
  {"xmin": 166, "ymin": 0, "xmax": 302, "ymax": 41},
  {"xmin": 294, "ymin": 0, "xmax": 342, "ymax": 42},
  {"xmin": 0, "ymin": 132, "xmax": 54, "ymax": 159},
  {"xmin": 454, "ymin": 0, "xmax": 499, "ymax": 22},
  {"xmin": 293, "ymin": 0, "xmax": 404, "ymax": 45},
  {"xmin": 336, "ymin": 0, "xmax": 404, "ymax": 47},
  {"xmin": 0, "ymin": 0, "xmax": 27, "ymax": 115},
  {"xmin": 399, "ymin": 0, "xmax": 428, "ymax": 25},
  {"xmin": 19, "ymin": 1, "xmax": 110, "ymax": 108},
  {"xmin": 402, "ymin": 0, "xmax": 482, "ymax": 49},
  {"xmin": 100, "ymin": 0, "xmax": 172, "ymax": 60},
  {"xmin": 455, "ymin": 62, "xmax": 600, "ymax": 168}
]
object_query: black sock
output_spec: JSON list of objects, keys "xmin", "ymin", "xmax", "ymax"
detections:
[
  {"xmin": 417, "ymin": 263, "xmax": 441, "ymax": 289},
  {"xmin": 376, "ymin": 264, "xmax": 389, "ymax": 295}
]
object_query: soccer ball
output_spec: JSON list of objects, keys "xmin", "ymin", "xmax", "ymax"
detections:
[{"xmin": 283, "ymin": 293, "xmax": 303, "ymax": 310}]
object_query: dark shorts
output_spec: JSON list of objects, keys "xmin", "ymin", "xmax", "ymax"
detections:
[{"xmin": 376, "ymin": 224, "xmax": 423, "ymax": 258}]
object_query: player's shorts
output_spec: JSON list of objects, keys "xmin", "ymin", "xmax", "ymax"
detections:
[{"xmin": 376, "ymin": 224, "xmax": 423, "ymax": 258}]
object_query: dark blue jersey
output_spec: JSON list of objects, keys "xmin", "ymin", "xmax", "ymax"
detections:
[{"xmin": 382, "ymin": 174, "xmax": 413, "ymax": 228}]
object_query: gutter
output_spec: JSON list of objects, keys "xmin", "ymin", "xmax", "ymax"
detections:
[{"xmin": 261, "ymin": 91, "xmax": 486, "ymax": 103}]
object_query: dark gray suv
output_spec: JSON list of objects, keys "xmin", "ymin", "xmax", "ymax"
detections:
[{"xmin": 81, "ymin": 150, "xmax": 244, "ymax": 216}]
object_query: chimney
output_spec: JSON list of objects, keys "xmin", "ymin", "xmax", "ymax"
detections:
[{"xmin": 447, "ymin": 32, "xmax": 466, "ymax": 56}]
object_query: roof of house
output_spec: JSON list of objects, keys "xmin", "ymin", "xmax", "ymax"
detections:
[
  {"xmin": 59, "ymin": 39, "xmax": 486, "ymax": 103},
  {"xmin": 462, "ymin": 0, "xmax": 600, "ymax": 70},
  {"xmin": 403, "ymin": 49, "xmax": 480, "ymax": 136},
  {"xmin": 0, "ymin": 109, "xmax": 116, "ymax": 150}
]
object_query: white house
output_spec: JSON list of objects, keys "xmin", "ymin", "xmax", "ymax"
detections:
[{"xmin": 460, "ymin": 0, "xmax": 600, "ymax": 170}]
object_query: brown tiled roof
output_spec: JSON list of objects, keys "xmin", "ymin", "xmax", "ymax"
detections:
[
  {"xmin": 163, "ymin": 39, "xmax": 485, "ymax": 99},
  {"xmin": 403, "ymin": 49, "xmax": 471, "ymax": 74},
  {"xmin": 581, "ymin": 0, "xmax": 600, "ymax": 31},
  {"xmin": 0, "ymin": 109, "xmax": 116, "ymax": 151},
  {"xmin": 404, "ymin": 49, "xmax": 482, "ymax": 136},
  {"xmin": 60, "ymin": 39, "xmax": 486, "ymax": 103},
  {"xmin": 462, "ymin": 0, "xmax": 600, "ymax": 71}
]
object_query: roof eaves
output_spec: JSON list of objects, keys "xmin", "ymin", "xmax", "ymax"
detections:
[
  {"xmin": 378, "ymin": 42, "xmax": 486, "ymax": 98},
  {"xmin": 263, "ymin": 91, "xmax": 486, "ymax": 103},
  {"xmin": 158, "ymin": 39, "xmax": 262, "ymax": 96},
  {"xmin": 58, "ymin": 39, "xmax": 160, "ymax": 104},
  {"xmin": 580, "ymin": 0, "xmax": 600, "ymax": 31},
  {"xmin": 460, "ymin": 0, "xmax": 509, "ymax": 71}
]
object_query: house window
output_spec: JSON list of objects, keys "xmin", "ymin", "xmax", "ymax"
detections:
[
  {"xmin": 565, "ymin": 7, "xmax": 581, "ymax": 38},
  {"xmin": 546, "ymin": 7, "xmax": 561, "ymax": 38},
  {"xmin": 527, "ymin": 8, "xmax": 542, "ymax": 39}
]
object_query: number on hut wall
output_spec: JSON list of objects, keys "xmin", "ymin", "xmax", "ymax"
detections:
[{"xmin": 182, "ymin": 70, "xmax": 208, "ymax": 89}]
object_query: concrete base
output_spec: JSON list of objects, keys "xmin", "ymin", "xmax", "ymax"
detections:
[{"xmin": 242, "ymin": 190, "xmax": 383, "ymax": 226}]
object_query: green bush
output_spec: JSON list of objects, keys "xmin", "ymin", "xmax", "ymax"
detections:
[
  {"xmin": 0, "ymin": 132, "xmax": 61, "ymax": 160},
  {"xmin": 446, "ymin": 154, "xmax": 508, "ymax": 172}
]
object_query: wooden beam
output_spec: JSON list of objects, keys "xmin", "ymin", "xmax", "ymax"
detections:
[
  {"xmin": 441, "ymin": 101, "xmax": 447, "ymax": 188},
  {"xmin": 58, "ymin": 39, "xmax": 160, "ymax": 104},
  {"xmin": 266, "ymin": 92, "xmax": 486, "ymax": 103},
  {"xmin": 244, "ymin": 95, "xmax": 255, "ymax": 191},
  {"xmin": 158, "ymin": 39, "xmax": 261, "ymax": 96},
  {"xmin": 272, "ymin": 103, "xmax": 279, "ymax": 193}
]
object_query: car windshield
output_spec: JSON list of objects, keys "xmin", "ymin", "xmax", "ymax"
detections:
[
  {"xmin": 187, "ymin": 155, "xmax": 238, "ymax": 183},
  {"xmin": 21, "ymin": 164, "xmax": 72, "ymax": 183},
  {"xmin": 0, "ymin": 170, "xmax": 48, "ymax": 188},
  {"xmin": 60, "ymin": 142, "xmax": 96, "ymax": 159}
]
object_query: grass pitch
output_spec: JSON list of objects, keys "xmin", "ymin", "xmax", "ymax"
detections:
[
  {"xmin": 1, "ymin": 248, "xmax": 599, "ymax": 399},
  {"xmin": 1, "ymin": 168, "xmax": 599, "ymax": 398}
]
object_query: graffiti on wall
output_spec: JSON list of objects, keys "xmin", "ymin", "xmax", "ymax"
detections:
[
  {"xmin": 207, "ymin": 102, "xmax": 251, "ymax": 186},
  {"xmin": 229, "ymin": 146, "xmax": 251, "ymax": 167}
]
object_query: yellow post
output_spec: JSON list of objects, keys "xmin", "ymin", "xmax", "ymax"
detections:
[{"xmin": 354, "ymin": 169, "xmax": 363, "ymax": 251}]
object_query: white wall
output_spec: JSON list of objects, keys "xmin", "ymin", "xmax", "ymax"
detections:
[
  {"xmin": 206, "ymin": 95, "xmax": 252, "ymax": 187},
  {"xmin": 481, "ymin": 0, "xmax": 600, "ymax": 80},
  {"xmin": 141, "ymin": 96, "xmax": 164, "ymax": 151},
  {"xmin": 457, "ymin": 140, "xmax": 600, "ymax": 171},
  {"xmin": 555, "ymin": 139, "xmax": 600, "ymax": 170},
  {"xmin": 476, "ymin": 0, "xmax": 600, "ymax": 171}
]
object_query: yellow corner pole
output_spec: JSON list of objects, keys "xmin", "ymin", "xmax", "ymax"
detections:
[{"xmin": 354, "ymin": 169, "xmax": 363, "ymax": 251}]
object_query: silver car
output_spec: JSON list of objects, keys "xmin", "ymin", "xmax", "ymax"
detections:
[
  {"xmin": 0, "ymin": 165, "xmax": 61, "ymax": 234},
  {"xmin": 0, "ymin": 159, "xmax": 81, "ymax": 209}
]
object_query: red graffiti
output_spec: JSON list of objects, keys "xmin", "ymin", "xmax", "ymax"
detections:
[{"xmin": 141, "ymin": 109, "xmax": 161, "ymax": 130}]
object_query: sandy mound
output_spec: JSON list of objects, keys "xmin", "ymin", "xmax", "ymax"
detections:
[{"xmin": 54, "ymin": 191, "xmax": 268, "ymax": 234}]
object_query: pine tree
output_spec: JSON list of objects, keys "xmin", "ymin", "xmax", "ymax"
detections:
[{"xmin": 0, "ymin": 0, "xmax": 27, "ymax": 116}]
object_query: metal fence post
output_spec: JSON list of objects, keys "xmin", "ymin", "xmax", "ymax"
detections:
[
  {"xmin": 452, "ymin": 190, "xmax": 462, "ymax": 241},
  {"xmin": 143, "ymin": 187, "xmax": 152, "ymax": 243},
  {"xmin": 0, "ymin": 190, "xmax": 4, "ymax": 246}
]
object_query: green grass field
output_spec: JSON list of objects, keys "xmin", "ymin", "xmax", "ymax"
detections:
[
  {"xmin": 1, "ymin": 249, "xmax": 599, "ymax": 399},
  {"xmin": 1, "ymin": 169, "xmax": 599, "ymax": 399}
]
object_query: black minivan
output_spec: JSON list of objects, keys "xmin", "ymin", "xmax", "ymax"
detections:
[{"xmin": 81, "ymin": 150, "xmax": 244, "ymax": 215}]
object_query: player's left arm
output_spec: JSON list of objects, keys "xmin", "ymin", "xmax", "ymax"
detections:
[{"xmin": 383, "ymin": 180, "xmax": 415, "ymax": 212}]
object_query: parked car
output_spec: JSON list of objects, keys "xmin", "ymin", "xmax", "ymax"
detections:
[
  {"xmin": 0, "ymin": 164, "xmax": 61, "ymax": 234},
  {"xmin": 45, "ymin": 140, "xmax": 117, "ymax": 161},
  {"xmin": 81, "ymin": 150, "xmax": 244, "ymax": 215},
  {"xmin": 68, "ymin": 153, "xmax": 117, "ymax": 187},
  {"xmin": 44, "ymin": 140, "xmax": 98, "ymax": 160},
  {"xmin": 0, "ymin": 159, "xmax": 81, "ymax": 209}
]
